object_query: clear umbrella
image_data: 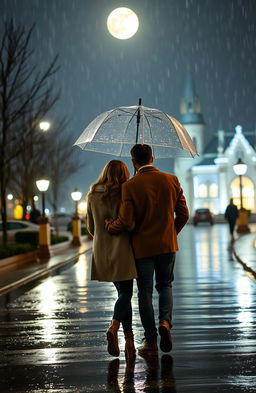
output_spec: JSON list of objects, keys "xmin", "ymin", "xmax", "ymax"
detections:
[{"xmin": 74, "ymin": 99, "xmax": 198, "ymax": 158}]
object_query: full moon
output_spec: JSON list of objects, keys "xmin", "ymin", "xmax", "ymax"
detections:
[{"xmin": 107, "ymin": 8, "xmax": 139, "ymax": 40}]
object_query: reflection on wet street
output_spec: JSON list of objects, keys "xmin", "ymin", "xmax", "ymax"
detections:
[{"xmin": 0, "ymin": 224, "xmax": 255, "ymax": 392}]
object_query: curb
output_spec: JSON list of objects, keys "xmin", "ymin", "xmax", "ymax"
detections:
[
  {"xmin": 232, "ymin": 242, "xmax": 256, "ymax": 279},
  {"xmin": 0, "ymin": 245, "xmax": 92, "ymax": 296}
]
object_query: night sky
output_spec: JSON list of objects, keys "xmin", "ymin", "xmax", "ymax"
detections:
[{"xmin": 1, "ymin": 0, "xmax": 256, "ymax": 210}]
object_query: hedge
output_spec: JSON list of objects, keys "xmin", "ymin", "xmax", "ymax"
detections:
[
  {"xmin": 15, "ymin": 231, "xmax": 38, "ymax": 246},
  {"xmin": 15, "ymin": 231, "xmax": 69, "ymax": 246},
  {"xmin": 0, "ymin": 243, "xmax": 36, "ymax": 259}
]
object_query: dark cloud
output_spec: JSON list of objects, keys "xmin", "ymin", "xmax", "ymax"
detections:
[{"xmin": 1, "ymin": 0, "xmax": 256, "ymax": 208}]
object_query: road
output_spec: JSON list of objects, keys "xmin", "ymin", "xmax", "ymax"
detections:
[{"xmin": 0, "ymin": 224, "xmax": 255, "ymax": 392}]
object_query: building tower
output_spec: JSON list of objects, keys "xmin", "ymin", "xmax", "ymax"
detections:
[{"xmin": 174, "ymin": 68, "xmax": 206, "ymax": 211}]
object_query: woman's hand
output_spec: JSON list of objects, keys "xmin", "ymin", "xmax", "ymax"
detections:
[{"xmin": 105, "ymin": 217, "xmax": 114, "ymax": 229}]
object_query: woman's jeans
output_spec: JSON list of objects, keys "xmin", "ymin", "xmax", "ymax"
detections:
[
  {"xmin": 113, "ymin": 279, "xmax": 133, "ymax": 333},
  {"xmin": 136, "ymin": 252, "xmax": 176, "ymax": 343}
]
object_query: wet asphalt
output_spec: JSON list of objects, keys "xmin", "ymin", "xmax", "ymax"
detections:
[{"xmin": 0, "ymin": 224, "xmax": 255, "ymax": 392}]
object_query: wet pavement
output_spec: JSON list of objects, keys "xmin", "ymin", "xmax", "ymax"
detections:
[
  {"xmin": 0, "ymin": 224, "xmax": 255, "ymax": 392},
  {"xmin": 233, "ymin": 230, "xmax": 256, "ymax": 277}
]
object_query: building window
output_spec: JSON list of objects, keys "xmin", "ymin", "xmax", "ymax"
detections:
[
  {"xmin": 231, "ymin": 177, "xmax": 255, "ymax": 210},
  {"xmin": 209, "ymin": 184, "xmax": 218, "ymax": 198},
  {"xmin": 188, "ymin": 101, "xmax": 193, "ymax": 112},
  {"xmin": 198, "ymin": 184, "xmax": 208, "ymax": 198}
]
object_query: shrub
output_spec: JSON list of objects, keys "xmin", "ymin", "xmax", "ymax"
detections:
[
  {"xmin": 0, "ymin": 243, "xmax": 36, "ymax": 259},
  {"xmin": 81, "ymin": 227, "xmax": 89, "ymax": 236},
  {"xmin": 15, "ymin": 231, "xmax": 39, "ymax": 246},
  {"xmin": 51, "ymin": 235, "xmax": 69, "ymax": 245},
  {"xmin": 15, "ymin": 231, "xmax": 69, "ymax": 246}
]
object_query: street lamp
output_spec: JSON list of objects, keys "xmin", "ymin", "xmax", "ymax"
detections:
[
  {"xmin": 71, "ymin": 188, "xmax": 82, "ymax": 246},
  {"xmin": 233, "ymin": 158, "xmax": 247, "ymax": 209},
  {"xmin": 36, "ymin": 179, "xmax": 50, "ymax": 216},
  {"xmin": 233, "ymin": 158, "xmax": 250, "ymax": 234},
  {"xmin": 71, "ymin": 188, "xmax": 82, "ymax": 216},
  {"xmin": 36, "ymin": 179, "xmax": 51, "ymax": 258},
  {"xmin": 39, "ymin": 121, "xmax": 50, "ymax": 131},
  {"xmin": 7, "ymin": 194, "xmax": 14, "ymax": 218}
]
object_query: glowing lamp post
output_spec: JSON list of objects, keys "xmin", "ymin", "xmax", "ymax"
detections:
[
  {"xmin": 233, "ymin": 158, "xmax": 250, "ymax": 234},
  {"xmin": 36, "ymin": 179, "xmax": 51, "ymax": 258},
  {"xmin": 71, "ymin": 188, "xmax": 82, "ymax": 246},
  {"xmin": 39, "ymin": 121, "xmax": 50, "ymax": 132},
  {"xmin": 36, "ymin": 179, "xmax": 50, "ymax": 216}
]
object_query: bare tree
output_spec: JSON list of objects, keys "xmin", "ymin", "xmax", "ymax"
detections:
[
  {"xmin": 45, "ymin": 119, "xmax": 85, "ymax": 234},
  {"xmin": 0, "ymin": 19, "xmax": 59, "ymax": 246},
  {"xmin": 9, "ymin": 107, "xmax": 49, "ymax": 218}
]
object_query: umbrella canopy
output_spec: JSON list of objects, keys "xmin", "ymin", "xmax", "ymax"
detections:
[{"xmin": 74, "ymin": 102, "xmax": 198, "ymax": 158}]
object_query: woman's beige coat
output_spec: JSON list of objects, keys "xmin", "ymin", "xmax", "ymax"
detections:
[{"xmin": 86, "ymin": 185, "xmax": 137, "ymax": 282}]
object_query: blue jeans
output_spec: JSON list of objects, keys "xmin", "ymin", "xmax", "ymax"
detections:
[
  {"xmin": 136, "ymin": 253, "xmax": 176, "ymax": 343},
  {"xmin": 113, "ymin": 280, "xmax": 133, "ymax": 333}
]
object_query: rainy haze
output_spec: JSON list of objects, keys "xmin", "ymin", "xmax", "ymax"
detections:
[{"xmin": 1, "ymin": 0, "xmax": 256, "ymax": 211}]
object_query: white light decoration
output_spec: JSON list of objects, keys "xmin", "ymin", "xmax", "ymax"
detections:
[
  {"xmin": 36, "ymin": 179, "xmax": 50, "ymax": 192},
  {"xmin": 7, "ymin": 194, "xmax": 13, "ymax": 200},
  {"xmin": 233, "ymin": 158, "xmax": 247, "ymax": 176},
  {"xmin": 107, "ymin": 8, "xmax": 139, "ymax": 39},
  {"xmin": 39, "ymin": 121, "xmax": 50, "ymax": 131},
  {"xmin": 33, "ymin": 195, "xmax": 39, "ymax": 201},
  {"xmin": 71, "ymin": 189, "xmax": 82, "ymax": 202}
]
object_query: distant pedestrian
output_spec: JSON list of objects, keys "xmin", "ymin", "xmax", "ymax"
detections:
[
  {"xmin": 29, "ymin": 202, "xmax": 41, "ymax": 224},
  {"xmin": 86, "ymin": 160, "xmax": 137, "ymax": 359},
  {"xmin": 224, "ymin": 198, "xmax": 239, "ymax": 241}
]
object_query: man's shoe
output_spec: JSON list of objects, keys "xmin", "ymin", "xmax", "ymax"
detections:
[
  {"xmin": 137, "ymin": 341, "xmax": 158, "ymax": 356},
  {"xmin": 159, "ymin": 320, "xmax": 172, "ymax": 352}
]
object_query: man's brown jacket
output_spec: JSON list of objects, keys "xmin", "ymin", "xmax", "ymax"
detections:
[{"xmin": 107, "ymin": 166, "xmax": 189, "ymax": 259}]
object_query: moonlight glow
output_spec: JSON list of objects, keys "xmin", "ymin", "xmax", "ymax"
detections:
[{"xmin": 107, "ymin": 8, "xmax": 139, "ymax": 40}]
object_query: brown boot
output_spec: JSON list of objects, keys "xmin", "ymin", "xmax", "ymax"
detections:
[
  {"xmin": 137, "ymin": 341, "xmax": 158, "ymax": 356},
  {"xmin": 159, "ymin": 320, "xmax": 172, "ymax": 352},
  {"xmin": 124, "ymin": 332, "xmax": 136, "ymax": 359},
  {"xmin": 106, "ymin": 319, "xmax": 120, "ymax": 357}
]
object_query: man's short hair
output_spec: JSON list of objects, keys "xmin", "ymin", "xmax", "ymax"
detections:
[{"xmin": 130, "ymin": 144, "xmax": 153, "ymax": 166}]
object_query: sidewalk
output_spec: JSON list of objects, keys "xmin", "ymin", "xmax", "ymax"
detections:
[
  {"xmin": 1, "ymin": 224, "xmax": 255, "ymax": 393},
  {"xmin": 0, "ymin": 228, "xmax": 255, "ymax": 297},
  {"xmin": 0, "ymin": 238, "xmax": 92, "ymax": 295},
  {"xmin": 233, "ymin": 227, "xmax": 256, "ymax": 278}
]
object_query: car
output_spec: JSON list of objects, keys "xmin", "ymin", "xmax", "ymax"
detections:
[
  {"xmin": 0, "ymin": 220, "xmax": 54, "ymax": 242},
  {"xmin": 193, "ymin": 208, "xmax": 214, "ymax": 226}
]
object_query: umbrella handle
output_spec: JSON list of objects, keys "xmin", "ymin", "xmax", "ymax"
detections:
[{"xmin": 136, "ymin": 98, "xmax": 142, "ymax": 143}]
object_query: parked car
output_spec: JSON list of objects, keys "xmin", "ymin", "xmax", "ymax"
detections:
[
  {"xmin": 0, "ymin": 220, "xmax": 54, "ymax": 242},
  {"xmin": 193, "ymin": 208, "xmax": 214, "ymax": 226}
]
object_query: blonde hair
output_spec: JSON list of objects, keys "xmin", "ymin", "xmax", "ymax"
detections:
[{"xmin": 89, "ymin": 160, "xmax": 129, "ymax": 198}]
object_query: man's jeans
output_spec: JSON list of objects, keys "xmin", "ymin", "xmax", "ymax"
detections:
[{"xmin": 136, "ymin": 252, "xmax": 176, "ymax": 343}]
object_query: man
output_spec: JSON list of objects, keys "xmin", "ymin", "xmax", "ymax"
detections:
[
  {"xmin": 29, "ymin": 202, "xmax": 41, "ymax": 224},
  {"xmin": 224, "ymin": 198, "xmax": 239, "ymax": 241},
  {"xmin": 106, "ymin": 144, "xmax": 189, "ymax": 354}
]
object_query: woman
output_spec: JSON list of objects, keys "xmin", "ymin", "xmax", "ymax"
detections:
[{"xmin": 86, "ymin": 160, "xmax": 137, "ymax": 358}]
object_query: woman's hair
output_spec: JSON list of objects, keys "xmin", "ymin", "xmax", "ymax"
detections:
[{"xmin": 89, "ymin": 160, "xmax": 129, "ymax": 198}]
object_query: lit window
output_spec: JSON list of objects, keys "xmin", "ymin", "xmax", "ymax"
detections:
[
  {"xmin": 231, "ymin": 176, "xmax": 254, "ymax": 210},
  {"xmin": 198, "ymin": 184, "xmax": 208, "ymax": 198},
  {"xmin": 209, "ymin": 184, "xmax": 218, "ymax": 198}
]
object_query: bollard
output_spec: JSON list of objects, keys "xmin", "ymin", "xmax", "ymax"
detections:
[
  {"xmin": 236, "ymin": 209, "xmax": 250, "ymax": 234},
  {"xmin": 72, "ymin": 215, "xmax": 81, "ymax": 246},
  {"xmin": 38, "ymin": 216, "xmax": 52, "ymax": 258}
]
